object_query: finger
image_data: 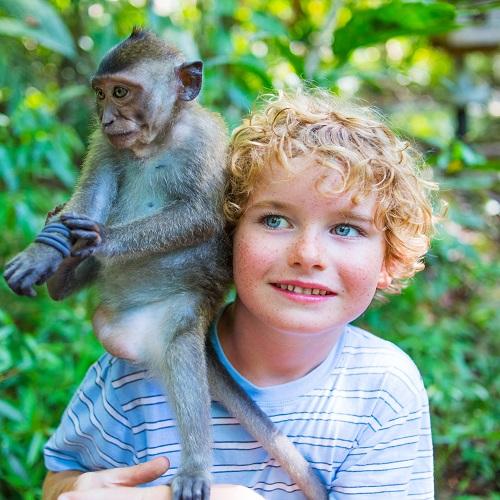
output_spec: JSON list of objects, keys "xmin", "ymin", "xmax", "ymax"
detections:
[
  {"xmin": 7, "ymin": 267, "xmax": 35, "ymax": 296},
  {"xmin": 18, "ymin": 272, "xmax": 39, "ymax": 297},
  {"xmin": 193, "ymin": 478, "xmax": 209, "ymax": 500},
  {"xmin": 62, "ymin": 217, "xmax": 100, "ymax": 232},
  {"xmin": 19, "ymin": 286, "xmax": 36, "ymax": 297},
  {"xmin": 14, "ymin": 281, "xmax": 36, "ymax": 297},
  {"xmin": 60, "ymin": 212, "xmax": 90, "ymax": 221},
  {"xmin": 4, "ymin": 255, "xmax": 26, "ymax": 280},
  {"xmin": 3, "ymin": 260, "xmax": 20, "ymax": 280},
  {"xmin": 70, "ymin": 230, "xmax": 101, "ymax": 244},
  {"xmin": 3, "ymin": 267, "xmax": 14, "ymax": 280},
  {"xmin": 108, "ymin": 457, "xmax": 170, "ymax": 487}
]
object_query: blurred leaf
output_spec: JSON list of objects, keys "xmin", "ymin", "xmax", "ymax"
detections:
[
  {"xmin": 0, "ymin": 146, "xmax": 18, "ymax": 191},
  {"xmin": 0, "ymin": 0, "xmax": 76, "ymax": 58},
  {"xmin": 57, "ymin": 85, "xmax": 89, "ymax": 107},
  {"xmin": 45, "ymin": 144, "xmax": 76, "ymax": 188},
  {"xmin": 440, "ymin": 173, "xmax": 498, "ymax": 191},
  {"xmin": 228, "ymin": 82, "xmax": 253, "ymax": 109},
  {"xmin": 6, "ymin": 452, "xmax": 29, "ymax": 483},
  {"xmin": 0, "ymin": 400, "xmax": 24, "ymax": 422},
  {"xmin": 334, "ymin": 1, "xmax": 457, "ymax": 60},
  {"xmin": 26, "ymin": 431, "xmax": 44, "ymax": 466},
  {"xmin": 251, "ymin": 12, "xmax": 288, "ymax": 37}
]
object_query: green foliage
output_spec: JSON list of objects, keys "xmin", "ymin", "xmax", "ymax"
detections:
[
  {"xmin": 334, "ymin": 1, "xmax": 457, "ymax": 61},
  {"xmin": 1, "ymin": 0, "xmax": 498, "ymax": 498},
  {"xmin": 0, "ymin": 0, "xmax": 76, "ymax": 58},
  {"xmin": 0, "ymin": 292, "xmax": 102, "ymax": 499}
]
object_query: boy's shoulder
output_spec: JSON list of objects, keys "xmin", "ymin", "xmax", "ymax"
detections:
[
  {"xmin": 343, "ymin": 324, "xmax": 422, "ymax": 375},
  {"xmin": 91, "ymin": 351, "xmax": 147, "ymax": 378},
  {"xmin": 334, "ymin": 325, "xmax": 428, "ymax": 409},
  {"xmin": 84, "ymin": 352, "xmax": 157, "ymax": 400}
]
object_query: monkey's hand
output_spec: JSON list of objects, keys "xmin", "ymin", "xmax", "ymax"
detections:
[
  {"xmin": 61, "ymin": 213, "xmax": 105, "ymax": 259},
  {"xmin": 3, "ymin": 243, "xmax": 65, "ymax": 297}
]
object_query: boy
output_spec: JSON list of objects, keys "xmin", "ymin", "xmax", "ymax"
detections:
[{"xmin": 43, "ymin": 89, "xmax": 435, "ymax": 499}]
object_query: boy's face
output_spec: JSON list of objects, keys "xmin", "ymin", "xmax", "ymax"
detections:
[{"xmin": 232, "ymin": 156, "xmax": 392, "ymax": 337}]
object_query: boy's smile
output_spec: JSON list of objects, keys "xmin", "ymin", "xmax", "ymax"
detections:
[{"xmin": 232, "ymin": 156, "xmax": 392, "ymax": 340}]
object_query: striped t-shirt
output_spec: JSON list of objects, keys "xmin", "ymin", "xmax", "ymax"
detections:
[{"xmin": 44, "ymin": 323, "xmax": 434, "ymax": 499}]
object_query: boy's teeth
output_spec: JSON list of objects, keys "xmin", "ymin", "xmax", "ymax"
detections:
[{"xmin": 278, "ymin": 284, "xmax": 328, "ymax": 295}]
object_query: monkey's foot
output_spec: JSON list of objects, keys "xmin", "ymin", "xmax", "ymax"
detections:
[{"xmin": 171, "ymin": 471, "xmax": 211, "ymax": 500}]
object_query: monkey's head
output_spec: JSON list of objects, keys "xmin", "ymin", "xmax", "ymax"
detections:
[{"xmin": 91, "ymin": 28, "xmax": 202, "ymax": 152}]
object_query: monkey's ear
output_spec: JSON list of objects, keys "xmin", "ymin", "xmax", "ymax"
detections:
[{"xmin": 176, "ymin": 61, "xmax": 203, "ymax": 101}]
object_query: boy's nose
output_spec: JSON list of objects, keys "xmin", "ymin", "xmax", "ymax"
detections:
[{"xmin": 288, "ymin": 232, "xmax": 327, "ymax": 271}]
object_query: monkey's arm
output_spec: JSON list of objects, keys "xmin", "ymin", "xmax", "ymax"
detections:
[
  {"xmin": 62, "ymin": 199, "xmax": 221, "ymax": 260},
  {"xmin": 4, "ymin": 133, "xmax": 118, "ymax": 296},
  {"xmin": 60, "ymin": 137, "xmax": 119, "ymax": 223}
]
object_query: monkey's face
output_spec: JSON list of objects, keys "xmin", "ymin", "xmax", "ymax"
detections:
[
  {"xmin": 92, "ymin": 74, "xmax": 142, "ymax": 149},
  {"xmin": 91, "ymin": 62, "xmax": 178, "ymax": 151}
]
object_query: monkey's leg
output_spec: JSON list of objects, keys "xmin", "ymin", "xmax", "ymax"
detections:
[{"xmin": 149, "ymin": 310, "xmax": 212, "ymax": 500}]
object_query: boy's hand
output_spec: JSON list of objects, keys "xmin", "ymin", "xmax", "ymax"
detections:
[
  {"xmin": 46, "ymin": 457, "xmax": 170, "ymax": 500},
  {"xmin": 71, "ymin": 457, "xmax": 170, "ymax": 492},
  {"xmin": 44, "ymin": 457, "xmax": 265, "ymax": 500}
]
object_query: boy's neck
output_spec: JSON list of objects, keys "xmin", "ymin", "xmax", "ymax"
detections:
[{"xmin": 217, "ymin": 300, "xmax": 343, "ymax": 387}]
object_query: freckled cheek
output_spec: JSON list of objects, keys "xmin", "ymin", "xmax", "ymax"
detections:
[
  {"xmin": 233, "ymin": 237, "xmax": 279, "ymax": 284},
  {"xmin": 337, "ymin": 257, "xmax": 384, "ymax": 295}
]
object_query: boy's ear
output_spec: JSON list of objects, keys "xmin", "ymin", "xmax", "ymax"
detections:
[{"xmin": 376, "ymin": 267, "xmax": 392, "ymax": 290}]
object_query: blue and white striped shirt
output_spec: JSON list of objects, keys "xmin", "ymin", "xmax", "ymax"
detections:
[{"xmin": 44, "ymin": 323, "xmax": 434, "ymax": 499}]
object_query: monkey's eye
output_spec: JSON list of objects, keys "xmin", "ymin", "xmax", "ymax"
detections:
[
  {"xmin": 94, "ymin": 88, "xmax": 105, "ymax": 100},
  {"xmin": 113, "ymin": 86, "xmax": 128, "ymax": 98}
]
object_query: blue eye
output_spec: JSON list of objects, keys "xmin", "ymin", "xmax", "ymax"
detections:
[
  {"xmin": 333, "ymin": 224, "xmax": 360, "ymax": 237},
  {"xmin": 263, "ymin": 215, "xmax": 289, "ymax": 229}
]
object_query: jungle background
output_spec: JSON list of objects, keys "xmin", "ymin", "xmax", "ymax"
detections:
[{"xmin": 0, "ymin": 0, "xmax": 498, "ymax": 498}]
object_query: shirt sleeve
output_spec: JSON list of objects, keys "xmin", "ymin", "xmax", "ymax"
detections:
[
  {"xmin": 329, "ymin": 373, "xmax": 434, "ymax": 499},
  {"xmin": 44, "ymin": 354, "xmax": 137, "ymax": 472}
]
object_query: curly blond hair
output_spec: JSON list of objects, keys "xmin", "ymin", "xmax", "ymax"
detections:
[{"xmin": 225, "ymin": 89, "xmax": 437, "ymax": 294}]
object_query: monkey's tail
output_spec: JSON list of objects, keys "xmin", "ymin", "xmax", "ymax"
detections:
[{"xmin": 206, "ymin": 339, "xmax": 328, "ymax": 500}]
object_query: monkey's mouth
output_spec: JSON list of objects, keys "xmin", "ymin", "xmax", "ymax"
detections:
[{"xmin": 107, "ymin": 130, "xmax": 137, "ymax": 138}]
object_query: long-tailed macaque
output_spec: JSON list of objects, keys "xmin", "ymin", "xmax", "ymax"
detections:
[{"xmin": 4, "ymin": 29, "xmax": 327, "ymax": 500}]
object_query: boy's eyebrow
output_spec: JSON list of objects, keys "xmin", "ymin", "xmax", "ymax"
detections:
[
  {"xmin": 249, "ymin": 200, "xmax": 291, "ymax": 211},
  {"xmin": 336, "ymin": 212, "xmax": 375, "ymax": 224}
]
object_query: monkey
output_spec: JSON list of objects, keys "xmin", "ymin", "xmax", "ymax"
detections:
[{"xmin": 4, "ymin": 29, "xmax": 327, "ymax": 500}]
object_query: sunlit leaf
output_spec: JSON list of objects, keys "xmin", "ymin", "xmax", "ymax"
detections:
[{"xmin": 334, "ymin": 1, "xmax": 457, "ymax": 60}]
